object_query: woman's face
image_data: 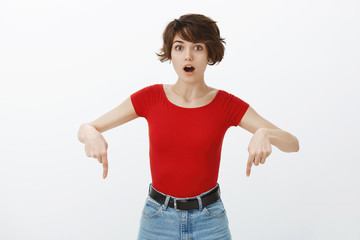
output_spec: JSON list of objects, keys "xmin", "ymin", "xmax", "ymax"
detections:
[{"xmin": 170, "ymin": 33, "xmax": 209, "ymax": 82}]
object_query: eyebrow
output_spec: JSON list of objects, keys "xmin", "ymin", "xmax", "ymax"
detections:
[{"xmin": 173, "ymin": 40, "xmax": 203, "ymax": 44}]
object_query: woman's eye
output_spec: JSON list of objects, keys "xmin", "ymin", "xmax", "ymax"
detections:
[
  {"xmin": 175, "ymin": 45, "xmax": 183, "ymax": 50},
  {"xmin": 194, "ymin": 45, "xmax": 203, "ymax": 51}
]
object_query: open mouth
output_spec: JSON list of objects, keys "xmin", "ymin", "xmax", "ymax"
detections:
[{"xmin": 183, "ymin": 65, "xmax": 195, "ymax": 72}]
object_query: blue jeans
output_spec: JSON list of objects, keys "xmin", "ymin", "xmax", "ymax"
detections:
[{"xmin": 137, "ymin": 184, "xmax": 232, "ymax": 240}]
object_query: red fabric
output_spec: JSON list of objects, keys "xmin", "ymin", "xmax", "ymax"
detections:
[{"xmin": 130, "ymin": 84, "xmax": 249, "ymax": 198}]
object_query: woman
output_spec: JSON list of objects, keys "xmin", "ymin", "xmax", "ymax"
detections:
[{"xmin": 78, "ymin": 14, "xmax": 299, "ymax": 239}]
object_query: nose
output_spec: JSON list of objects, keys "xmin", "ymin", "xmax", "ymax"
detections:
[{"xmin": 184, "ymin": 48, "xmax": 193, "ymax": 61}]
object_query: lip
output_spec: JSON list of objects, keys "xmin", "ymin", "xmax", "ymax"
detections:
[
  {"xmin": 184, "ymin": 70, "xmax": 195, "ymax": 76},
  {"xmin": 183, "ymin": 64, "xmax": 195, "ymax": 69},
  {"xmin": 183, "ymin": 64, "xmax": 195, "ymax": 75}
]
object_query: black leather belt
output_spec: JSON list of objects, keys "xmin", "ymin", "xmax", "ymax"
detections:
[{"xmin": 148, "ymin": 184, "xmax": 221, "ymax": 210}]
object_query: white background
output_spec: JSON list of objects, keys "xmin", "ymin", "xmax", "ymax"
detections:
[{"xmin": 1, "ymin": 0, "xmax": 359, "ymax": 239}]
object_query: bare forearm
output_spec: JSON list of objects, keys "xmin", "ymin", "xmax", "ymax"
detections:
[{"xmin": 259, "ymin": 128, "xmax": 299, "ymax": 152}]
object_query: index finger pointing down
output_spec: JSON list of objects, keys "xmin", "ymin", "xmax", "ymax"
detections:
[
  {"xmin": 246, "ymin": 154, "xmax": 253, "ymax": 177},
  {"xmin": 102, "ymin": 153, "xmax": 108, "ymax": 179}
]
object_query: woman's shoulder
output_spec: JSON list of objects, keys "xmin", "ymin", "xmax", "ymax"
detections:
[
  {"xmin": 215, "ymin": 87, "xmax": 241, "ymax": 97},
  {"xmin": 214, "ymin": 88, "xmax": 249, "ymax": 106},
  {"xmin": 134, "ymin": 83, "xmax": 163, "ymax": 93}
]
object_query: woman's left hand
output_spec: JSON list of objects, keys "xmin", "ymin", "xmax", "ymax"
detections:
[{"xmin": 246, "ymin": 128, "xmax": 272, "ymax": 177}]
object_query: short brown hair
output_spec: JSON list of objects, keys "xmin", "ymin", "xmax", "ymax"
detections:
[{"xmin": 157, "ymin": 14, "xmax": 226, "ymax": 66}]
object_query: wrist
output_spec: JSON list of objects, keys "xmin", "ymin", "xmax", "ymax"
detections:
[
  {"xmin": 78, "ymin": 123, "xmax": 98, "ymax": 143},
  {"xmin": 257, "ymin": 127, "xmax": 272, "ymax": 139},
  {"xmin": 256, "ymin": 127, "xmax": 268, "ymax": 135}
]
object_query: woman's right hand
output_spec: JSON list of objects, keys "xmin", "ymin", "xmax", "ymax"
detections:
[
  {"xmin": 78, "ymin": 123, "xmax": 109, "ymax": 179},
  {"xmin": 77, "ymin": 96, "xmax": 139, "ymax": 179}
]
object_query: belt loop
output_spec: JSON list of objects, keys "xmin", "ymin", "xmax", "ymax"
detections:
[
  {"xmin": 162, "ymin": 195, "xmax": 170, "ymax": 211},
  {"xmin": 148, "ymin": 183, "xmax": 152, "ymax": 194},
  {"xmin": 173, "ymin": 198, "xmax": 178, "ymax": 210},
  {"xmin": 196, "ymin": 196, "xmax": 203, "ymax": 211}
]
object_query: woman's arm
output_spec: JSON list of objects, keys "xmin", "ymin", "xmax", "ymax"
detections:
[
  {"xmin": 238, "ymin": 106, "xmax": 299, "ymax": 177},
  {"xmin": 77, "ymin": 96, "xmax": 139, "ymax": 179},
  {"xmin": 87, "ymin": 96, "xmax": 139, "ymax": 134},
  {"xmin": 239, "ymin": 106, "xmax": 299, "ymax": 152}
]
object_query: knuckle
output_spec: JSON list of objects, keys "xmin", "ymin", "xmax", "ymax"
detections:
[{"xmin": 256, "ymin": 150, "xmax": 263, "ymax": 155}]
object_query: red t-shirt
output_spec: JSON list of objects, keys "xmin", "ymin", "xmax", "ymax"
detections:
[{"xmin": 130, "ymin": 84, "xmax": 250, "ymax": 198}]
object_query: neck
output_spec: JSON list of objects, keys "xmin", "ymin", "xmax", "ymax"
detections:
[{"xmin": 172, "ymin": 77, "xmax": 210, "ymax": 100}]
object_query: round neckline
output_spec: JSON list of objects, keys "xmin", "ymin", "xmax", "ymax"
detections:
[{"xmin": 161, "ymin": 84, "xmax": 221, "ymax": 109}]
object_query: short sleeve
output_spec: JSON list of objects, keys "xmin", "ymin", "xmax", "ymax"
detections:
[
  {"xmin": 223, "ymin": 93, "xmax": 250, "ymax": 127},
  {"xmin": 130, "ymin": 85, "xmax": 155, "ymax": 118}
]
